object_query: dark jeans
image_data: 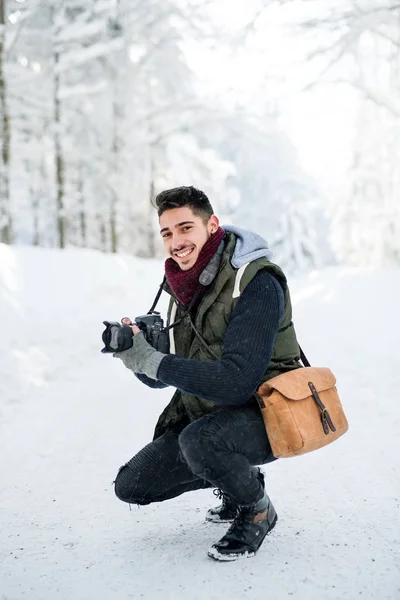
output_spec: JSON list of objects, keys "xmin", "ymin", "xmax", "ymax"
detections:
[{"xmin": 114, "ymin": 404, "xmax": 277, "ymax": 507}]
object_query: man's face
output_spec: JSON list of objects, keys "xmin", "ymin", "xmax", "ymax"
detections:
[{"xmin": 159, "ymin": 206, "xmax": 219, "ymax": 271}]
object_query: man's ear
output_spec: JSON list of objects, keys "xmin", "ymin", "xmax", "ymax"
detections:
[{"xmin": 209, "ymin": 215, "xmax": 219, "ymax": 233}]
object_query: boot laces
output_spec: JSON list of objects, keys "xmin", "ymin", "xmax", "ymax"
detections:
[
  {"xmin": 212, "ymin": 488, "xmax": 223, "ymax": 500},
  {"xmin": 212, "ymin": 488, "xmax": 237, "ymax": 510},
  {"xmin": 224, "ymin": 507, "xmax": 259, "ymax": 543}
]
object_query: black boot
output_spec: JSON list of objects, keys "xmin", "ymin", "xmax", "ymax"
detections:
[
  {"xmin": 206, "ymin": 469, "xmax": 265, "ymax": 524},
  {"xmin": 207, "ymin": 491, "xmax": 278, "ymax": 561},
  {"xmin": 206, "ymin": 489, "xmax": 238, "ymax": 523}
]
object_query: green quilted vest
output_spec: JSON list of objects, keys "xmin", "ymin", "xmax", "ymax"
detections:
[{"xmin": 153, "ymin": 232, "xmax": 301, "ymax": 439}]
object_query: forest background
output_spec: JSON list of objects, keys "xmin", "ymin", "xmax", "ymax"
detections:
[{"xmin": 0, "ymin": 0, "xmax": 399, "ymax": 273}]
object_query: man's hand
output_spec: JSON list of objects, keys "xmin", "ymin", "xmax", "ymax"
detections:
[
  {"xmin": 113, "ymin": 330, "xmax": 166, "ymax": 380},
  {"xmin": 121, "ymin": 317, "xmax": 141, "ymax": 336}
]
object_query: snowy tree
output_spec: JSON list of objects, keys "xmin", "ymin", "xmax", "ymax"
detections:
[
  {"xmin": 196, "ymin": 111, "xmax": 328, "ymax": 273},
  {"xmin": 2, "ymin": 0, "xmax": 325, "ymax": 276},
  {"xmin": 269, "ymin": 178, "xmax": 322, "ymax": 273},
  {"xmin": 0, "ymin": 0, "xmax": 11, "ymax": 244},
  {"xmin": 4, "ymin": 0, "xmax": 220, "ymax": 252},
  {"xmin": 274, "ymin": 0, "xmax": 400, "ymax": 267}
]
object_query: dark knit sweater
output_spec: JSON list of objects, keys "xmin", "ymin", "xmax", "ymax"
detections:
[{"xmin": 136, "ymin": 270, "xmax": 284, "ymax": 405}]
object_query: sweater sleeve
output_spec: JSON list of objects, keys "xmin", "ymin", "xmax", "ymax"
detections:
[
  {"xmin": 134, "ymin": 373, "xmax": 169, "ymax": 389},
  {"xmin": 156, "ymin": 270, "xmax": 284, "ymax": 405}
]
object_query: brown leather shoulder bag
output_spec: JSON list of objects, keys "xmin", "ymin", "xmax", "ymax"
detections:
[{"xmin": 255, "ymin": 349, "xmax": 349, "ymax": 458}]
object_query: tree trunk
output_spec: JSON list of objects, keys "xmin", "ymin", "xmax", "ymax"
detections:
[
  {"xmin": 53, "ymin": 46, "xmax": 66, "ymax": 248},
  {"xmin": 110, "ymin": 97, "xmax": 119, "ymax": 254},
  {"xmin": 110, "ymin": 193, "xmax": 118, "ymax": 253},
  {"xmin": 31, "ymin": 186, "xmax": 40, "ymax": 246},
  {"xmin": 147, "ymin": 170, "xmax": 156, "ymax": 258},
  {"xmin": 78, "ymin": 164, "xmax": 86, "ymax": 247},
  {"xmin": 0, "ymin": 0, "xmax": 12, "ymax": 244},
  {"xmin": 99, "ymin": 217, "xmax": 107, "ymax": 252}
]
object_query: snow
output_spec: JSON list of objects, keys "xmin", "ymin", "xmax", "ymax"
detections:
[{"xmin": 0, "ymin": 243, "xmax": 399, "ymax": 600}]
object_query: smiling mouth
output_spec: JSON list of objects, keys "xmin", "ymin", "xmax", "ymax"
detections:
[{"xmin": 174, "ymin": 247, "xmax": 194, "ymax": 259}]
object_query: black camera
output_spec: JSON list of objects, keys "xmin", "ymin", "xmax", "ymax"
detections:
[
  {"xmin": 101, "ymin": 313, "xmax": 170, "ymax": 354},
  {"xmin": 134, "ymin": 313, "xmax": 170, "ymax": 354}
]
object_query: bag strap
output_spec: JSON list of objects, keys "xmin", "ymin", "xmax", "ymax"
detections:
[{"xmin": 299, "ymin": 345, "xmax": 311, "ymax": 367}]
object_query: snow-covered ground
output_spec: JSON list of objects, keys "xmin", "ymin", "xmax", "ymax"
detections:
[{"xmin": 0, "ymin": 243, "xmax": 399, "ymax": 600}]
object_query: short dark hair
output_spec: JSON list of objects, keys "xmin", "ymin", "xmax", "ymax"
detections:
[{"xmin": 154, "ymin": 186, "xmax": 214, "ymax": 223}]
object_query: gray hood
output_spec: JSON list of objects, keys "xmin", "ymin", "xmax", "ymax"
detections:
[{"xmin": 222, "ymin": 224, "xmax": 273, "ymax": 268}]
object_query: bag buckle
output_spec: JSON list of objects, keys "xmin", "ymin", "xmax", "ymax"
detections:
[{"xmin": 308, "ymin": 382, "xmax": 336, "ymax": 435}]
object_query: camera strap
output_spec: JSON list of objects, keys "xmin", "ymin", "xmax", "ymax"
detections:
[
  {"xmin": 147, "ymin": 276, "xmax": 204, "ymax": 332},
  {"xmin": 164, "ymin": 286, "xmax": 203, "ymax": 331},
  {"xmin": 147, "ymin": 276, "xmax": 167, "ymax": 314},
  {"xmin": 187, "ymin": 317, "xmax": 219, "ymax": 359}
]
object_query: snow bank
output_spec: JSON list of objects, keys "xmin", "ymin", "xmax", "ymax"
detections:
[{"xmin": 0, "ymin": 244, "xmax": 399, "ymax": 600}]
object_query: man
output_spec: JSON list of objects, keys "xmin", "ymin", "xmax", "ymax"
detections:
[{"xmin": 106, "ymin": 186, "xmax": 301, "ymax": 561}]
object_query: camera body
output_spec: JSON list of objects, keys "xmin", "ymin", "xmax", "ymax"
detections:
[{"xmin": 135, "ymin": 313, "xmax": 170, "ymax": 354}]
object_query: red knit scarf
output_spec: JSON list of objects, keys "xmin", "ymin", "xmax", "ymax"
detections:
[{"xmin": 164, "ymin": 226, "xmax": 225, "ymax": 307}]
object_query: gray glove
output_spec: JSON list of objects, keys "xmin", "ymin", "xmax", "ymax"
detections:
[{"xmin": 113, "ymin": 331, "xmax": 165, "ymax": 379}]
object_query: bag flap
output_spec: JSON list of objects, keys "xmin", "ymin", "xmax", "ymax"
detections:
[{"xmin": 258, "ymin": 367, "xmax": 336, "ymax": 401}]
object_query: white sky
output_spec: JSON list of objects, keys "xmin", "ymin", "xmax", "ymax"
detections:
[{"xmin": 184, "ymin": 0, "xmax": 358, "ymax": 192}]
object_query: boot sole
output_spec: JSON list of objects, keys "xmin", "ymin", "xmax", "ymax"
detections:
[
  {"xmin": 207, "ymin": 547, "xmax": 256, "ymax": 561},
  {"xmin": 207, "ymin": 514, "xmax": 278, "ymax": 562}
]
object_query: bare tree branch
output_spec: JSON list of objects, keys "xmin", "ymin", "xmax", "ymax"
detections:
[
  {"xmin": 351, "ymin": 78, "xmax": 400, "ymax": 117},
  {"xmin": 372, "ymin": 27, "xmax": 400, "ymax": 47},
  {"xmin": 304, "ymin": 38, "xmax": 356, "ymax": 92}
]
